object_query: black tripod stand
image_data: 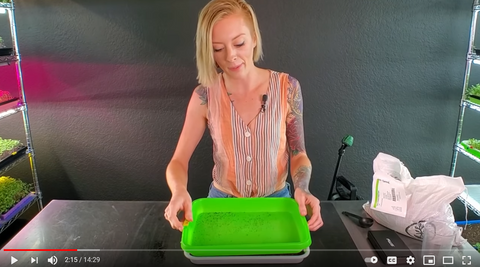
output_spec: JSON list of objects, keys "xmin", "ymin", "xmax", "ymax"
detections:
[{"xmin": 327, "ymin": 135, "xmax": 361, "ymax": 201}]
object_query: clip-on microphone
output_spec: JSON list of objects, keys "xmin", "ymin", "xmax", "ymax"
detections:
[
  {"xmin": 261, "ymin": 94, "xmax": 267, "ymax": 113},
  {"xmin": 327, "ymin": 135, "xmax": 354, "ymax": 200}
]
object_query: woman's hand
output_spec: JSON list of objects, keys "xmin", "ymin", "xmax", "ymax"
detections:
[
  {"xmin": 164, "ymin": 190, "xmax": 193, "ymax": 232},
  {"xmin": 294, "ymin": 188, "xmax": 324, "ymax": 231}
]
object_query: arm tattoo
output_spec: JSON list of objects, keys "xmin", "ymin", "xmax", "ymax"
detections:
[
  {"xmin": 286, "ymin": 76, "xmax": 306, "ymax": 156},
  {"xmin": 195, "ymin": 86, "xmax": 208, "ymax": 105},
  {"xmin": 293, "ymin": 165, "xmax": 311, "ymax": 192}
]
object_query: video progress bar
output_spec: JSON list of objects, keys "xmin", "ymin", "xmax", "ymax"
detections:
[
  {"xmin": 4, "ymin": 249, "xmax": 430, "ymax": 252},
  {"xmin": 4, "ymin": 249, "xmax": 169, "ymax": 252},
  {"xmin": 4, "ymin": 249, "xmax": 98, "ymax": 252}
]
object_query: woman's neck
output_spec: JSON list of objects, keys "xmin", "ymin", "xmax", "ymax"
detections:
[{"xmin": 222, "ymin": 67, "xmax": 263, "ymax": 95}]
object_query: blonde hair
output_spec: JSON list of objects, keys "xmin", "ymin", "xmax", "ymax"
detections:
[{"xmin": 196, "ymin": 0, "xmax": 263, "ymax": 87}]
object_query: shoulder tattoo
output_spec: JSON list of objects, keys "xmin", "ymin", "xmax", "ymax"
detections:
[{"xmin": 195, "ymin": 86, "xmax": 208, "ymax": 105}]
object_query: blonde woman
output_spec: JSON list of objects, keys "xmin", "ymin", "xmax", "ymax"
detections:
[{"xmin": 164, "ymin": 0, "xmax": 324, "ymax": 232}]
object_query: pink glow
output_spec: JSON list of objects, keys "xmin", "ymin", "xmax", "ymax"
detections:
[{"xmin": 17, "ymin": 56, "xmax": 195, "ymax": 104}]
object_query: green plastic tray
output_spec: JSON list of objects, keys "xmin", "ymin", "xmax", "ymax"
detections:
[
  {"xmin": 461, "ymin": 140, "xmax": 480, "ymax": 159},
  {"xmin": 467, "ymin": 96, "xmax": 480, "ymax": 105},
  {"xmin": 181, "ymin": 197, "xmax": 311, "ymax": 257}
]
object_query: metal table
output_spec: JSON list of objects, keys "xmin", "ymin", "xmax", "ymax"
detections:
[
  {"xmin": 0, "ymin": 200, "xmax": 478, "ymax": 267},
  {"xmin": 336, "ymin": 201, "xmax": 480, "ymax": 267}
]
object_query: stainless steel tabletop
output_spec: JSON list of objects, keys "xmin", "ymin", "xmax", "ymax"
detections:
[{"xmin": 0, "ymin": 199, "xmax": 478, "ymax": 267}]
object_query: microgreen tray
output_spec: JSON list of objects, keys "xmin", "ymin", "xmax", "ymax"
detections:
[
  {"xmin": 461, "ymin": 140, "xmax": 480, "ymax": 160},
  {"xmin": 181, "ymin": 197, "xmax": 311, "ymax": 257}
]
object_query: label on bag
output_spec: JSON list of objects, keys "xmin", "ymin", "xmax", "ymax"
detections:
[{"xmin": 371, "ymin": 172, "xmax": 407, "ymax": 217}]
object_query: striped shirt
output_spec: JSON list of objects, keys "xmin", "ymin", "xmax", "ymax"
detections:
[{"xmin": 206, "ymin": 70, "xmax": 297, "ymax": 197}]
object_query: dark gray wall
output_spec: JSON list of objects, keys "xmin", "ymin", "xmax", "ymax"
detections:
[{"xmin": 0, "ymin": 0, "xmax": 478, "ymax": 204}]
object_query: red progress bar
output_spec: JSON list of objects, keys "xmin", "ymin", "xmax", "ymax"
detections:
[{"xmin": 4, "ymin": 249, "xmax": 78, "ymax": 251}]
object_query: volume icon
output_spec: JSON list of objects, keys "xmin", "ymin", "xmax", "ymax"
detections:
[{"xmin": 47, "ymin": 256, "xmax": 58, "ymax": 265}]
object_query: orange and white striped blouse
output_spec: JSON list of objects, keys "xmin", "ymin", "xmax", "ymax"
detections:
[{"xmin": 206, "ymin": 70, "xmax": 297, "ymax": 197}]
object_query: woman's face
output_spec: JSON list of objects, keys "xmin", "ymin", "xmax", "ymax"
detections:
[{"xmin": 211, "ymin": 13, "xmax": 256, "ymax": 78}]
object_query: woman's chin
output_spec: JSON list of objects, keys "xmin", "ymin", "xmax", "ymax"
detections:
[{"xmin": 224, "ymin": 64, "xmax": 250, "ymax": 77}]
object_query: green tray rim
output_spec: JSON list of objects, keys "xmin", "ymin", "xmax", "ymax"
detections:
[
  {"xmin": 467, "ymin": 96, "xmax": 480, "ymax": 105},
  {"xmin": 461, "ymin": 140, "xmax": 480, "ymax": 159}
]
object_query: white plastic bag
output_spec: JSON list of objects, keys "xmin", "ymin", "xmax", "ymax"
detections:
[{"xmin": 363, "ymin": 152, "xmax": 466, "ymax": 246}]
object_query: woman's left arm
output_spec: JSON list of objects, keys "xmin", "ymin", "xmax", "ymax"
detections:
[{"xmin": 286, "ymin": 76, "xmax": 324, "ymax": 231}]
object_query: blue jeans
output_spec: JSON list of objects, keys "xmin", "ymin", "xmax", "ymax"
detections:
[{"xmin": 207, "ymin": 182, "xmax": 292, "ymax": 198}]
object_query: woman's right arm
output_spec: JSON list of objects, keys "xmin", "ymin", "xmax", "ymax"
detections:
[{"xmin": 164, "ymin": 85, "xmax": 208, "ymax": 231}]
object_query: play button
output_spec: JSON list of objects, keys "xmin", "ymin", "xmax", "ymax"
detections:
[{"xmin": 10, "ymin": 256, "xmax": 18, "ymax": 264}]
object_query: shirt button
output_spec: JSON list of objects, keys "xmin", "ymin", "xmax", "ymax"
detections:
[
  {"xmin": 246, "ymin": 180, "xmax": 252, "ymax": 186},
  {"xmin": 246, "ymin": 156, "xmax": 252, "ymax": 161},
  {"xmin": 245, "ymin": 132, "xmax": 251, "ymax": 137}
]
